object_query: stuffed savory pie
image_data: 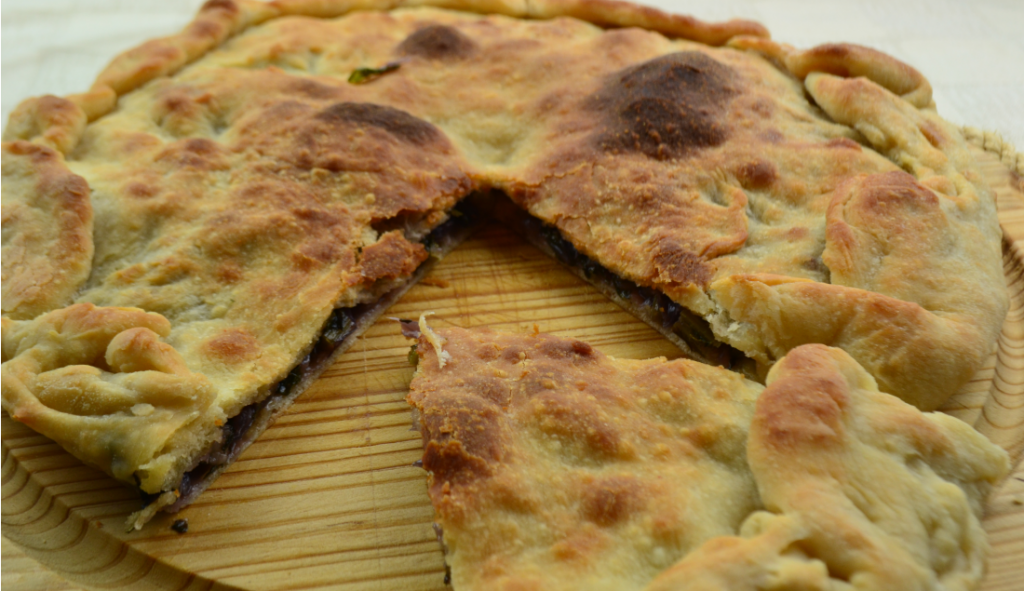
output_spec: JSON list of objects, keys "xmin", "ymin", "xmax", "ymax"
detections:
[
  {"xmin": 408, "ymin": 326, "xmax": 1009, "ymax": 590},
  {"xmin": 0, "ymin": 0, "xmax": 1008, "ymax": 528}
]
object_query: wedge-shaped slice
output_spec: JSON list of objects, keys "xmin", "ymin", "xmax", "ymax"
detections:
[{"xmin": 408, "ymin": 327, "xmax": 1008, "ymax": 591}]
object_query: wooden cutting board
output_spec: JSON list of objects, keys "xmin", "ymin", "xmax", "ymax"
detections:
[{"xmin": 3, "ymin": 145, "xmax": 1023, "ymax": 591}]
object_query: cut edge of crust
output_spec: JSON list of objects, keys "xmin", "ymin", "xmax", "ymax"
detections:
[{"xmin": 120, "ymin": 194, "xmax": 483, "ymax": 529}]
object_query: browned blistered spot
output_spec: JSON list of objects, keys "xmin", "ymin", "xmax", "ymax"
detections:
[
  {"xmin": 6, "ymin": 138, "xmax": 59, "ymax": 162},
  {"xmin": 161, "ymin": 92, "xmax": 195, "ymax": 118},
  {"xmin": 112, "ymin": 264, "xmax": 146, "ymax": 285},
  {"xmin": 147, "ymin": 256, "xmax": 199, "ymax": 286},
  {"xmin": 358, "ymin": 230, "xmax": 428, "ymax": 282},
  {"xmin": 783, "ymin": 226, "xmax": 809, "ymax": 240},
  {"xmin": 501, "ymin": 345, "xmax": 527, "ymax": 364},
  {"xmin": 124, "ymin": 181, "xmax": 159, "ymax": 199},
  {"xmin": 204, "ymin": 328, "xmax": 259, "ymax": 363},
  {"xmin": 25, "ymin": 95, "xmax": 84, "ymax": 149},
  {"xmin": 300, "ymin": 240, "xmax": 342, "ymax": 264},
  {"xmin": 249, "ymin": 100, "xmax": 308, "ymax": 129},
  {"xmin": 21, "ymin": 143, "xmax": 92, "ymax": 224},
  {"xmin": 188, "ymin": 19, "xmax": 224, "ymax": 41},
  {"xmin": 803, "ymin": 256, "xmax": 826, "ymax": 274},
  {"xmin": 155, "ymin": 137, "xmax": 228, "ymax": 170},
  {"xmin": 532, "ymin": 391, "xmax": 622, "ymax": 458},
  {"xmin": 826, "ymin": 137, "xmax": 862, "ymax": 151},
  {"xmin": 315, "ymin": 102, "xmax": 443, "ymax": 147},
  {"xmin": 750, "ymin": 97, "xmax": 774, "ymax": 117},
  {"xmin": 216, "ymin": 262, "xmax": 243, "ymax": 283},
  {"xmin": 291, "ymin": 240, "xmax": 343, "ymax": 272},
  {"xmin": 855, "ymin": 170, "xmax": 939, "ymax": 216},
  {"xmin": 736, "ymin": 159, "xmax": 777, "ymax": 189},
  {"xmin": 552, "ymin": 532, "xmax": 605, "ymax": 562},
  {"xmin": 424, "ymin": 439, "xmax": 493, "ymax": 486},
  {"xmin": 802, "ymin": 44, "xmax": 852, "ymax": 77},
  {"xmin": 652, "ymin": 240, "xmax": 712, "ymax": 287},
  {"xmin": 398, "ymin": 24, "xmax": 477, "ymax": 60},
  {"xmin": 183, "ymin": 137, "xmax": 221, "ymax": 155},
  {"xmin": 919, "ymin": 121, "xmax": 945, "ymax": 149},
  {"xmin": 756, "ymin": 347, "xmax": 850, "ymax": 451},
  {"xmin": 581, "ymin": 476, "xmax": 644, "ymax": 526},
  {"xmin": 592, "ymin": 52, "xmax": 737, "ymax": 160},
  {"xmin": 488, "ymin": 474, "xmax": 542, "ymax": 514},
  {"xmin": 117, "ymin": 131, "xmax": 163, "ymax": 155},
  {"xmin": 201, "ymin": 0, "xmax": 238, "ymax": 13},
  {"xmin": 535, "ymin": 337, "xmax": 597, "ymax": 364},
  {"xmin": 289, "ymin": 78, "xmax": 341, "ymax": 99},
  {"xmin": 421, "ymin": 396, "xmax": 505, "ymax": 480}
]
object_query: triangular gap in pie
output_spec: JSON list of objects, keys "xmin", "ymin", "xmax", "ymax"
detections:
[
  {"xmin": 407, "ymin": 325, "xmax": 1009, "ymax": 590},
  {"xmin": 0, "ymin": 0, "xmax": 1008, "ymax": 528}
]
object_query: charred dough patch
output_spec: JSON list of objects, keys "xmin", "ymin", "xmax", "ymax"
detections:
[
  {"xmin": 315, "ymin": 102, "xmax": 443, "ymax": 146},
  {"xmin": 593, "ymin": 52, "xmax": 737, "ymax": 160},
  {"xmin": 398, "ymin": 25, "xmax": 477, "ymax": 60}
]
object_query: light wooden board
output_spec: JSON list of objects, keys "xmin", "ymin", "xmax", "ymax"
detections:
[{"xmin": 3, "ymin": 146, "xmax": 1023, "ymax": 590}]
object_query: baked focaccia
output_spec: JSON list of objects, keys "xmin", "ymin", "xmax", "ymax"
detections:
[
  {"xmin": 0, "ymin": 0, "xmax": 1007, "ymax": 527},
  {"xmin": 407, "ymin": 326, "xmax": 1009, "ymax": 590}
]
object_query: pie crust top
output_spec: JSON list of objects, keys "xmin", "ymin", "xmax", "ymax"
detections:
[
  {"xmin": 0, "ymin": 0, "xmax": 1009, "ymax": 510},
  {"xmin": 408, "ymin": 327, "xmax": 1008, "ymax": 590}
]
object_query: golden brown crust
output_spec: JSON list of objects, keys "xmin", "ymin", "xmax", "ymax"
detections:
[
  {"xmin": 524, "ymin": 0, "xmax": 768, "ymax": 45},
  {"xmin": 710, "ymin": 275, "xmax": 993, "ymax": 411},
  {"xmin": 408, "ymin": 326, "xmax": 763, "ymax": 590},
  {"xmin": 1, "ymin": 96, "xmax": 88, "ymax": 154},
  {"xmin": 8, "ymin": 0, "xmax": 763, "ymax": 148},
  {"xmin": 269, "ymin": 0, "xmax": 768, "ymax": 43},
  {"xmin": 492, "ymin": 30, "xmax": 1004, "ymax": 408},
  {"xmin": 785, "ymin": 43, "xmax": 934, "ymax": 109},
  {"xmin": 1, "ymin": 141, "xmax": 93, "ymax": 320},
  {"xmin": 0, "ymin": 0, "xmax": 1008, "ymax": 527},
  {"xmin": 91, "ymin": 0, "xmax": 278, "ymax": 97},
  {"xmin": 410, "ymin": 330, "xmax": 1009, "ymax": 591},
  {"xmin": 737, "ymin": 345, "xmax": 1005, "ymax": 589}
]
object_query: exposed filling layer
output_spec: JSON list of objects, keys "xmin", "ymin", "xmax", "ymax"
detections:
[
  {"xmin": 141, "ymin": 197, "xmax": 484, "ymax": 512},
  {"xmin": 142, "ymin": 190, "xmax": 754, "ymax": 513},
  {"xmin": 493, "ymin": 197, "xmax": 754, "ymax": 376}
]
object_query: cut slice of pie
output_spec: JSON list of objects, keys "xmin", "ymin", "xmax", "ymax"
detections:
[
  {"xmin": 407, "ymin": 325, "xmax": 1009, "ymax": 590},
  {"xmin": 0, "ymin": 0, "xmax": 1009, "ymax": 529}
]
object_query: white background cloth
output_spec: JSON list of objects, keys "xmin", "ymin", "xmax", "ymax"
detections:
[{"xmin": 2, "ymin": 0, "xmax": 1023, "ymax": 147}]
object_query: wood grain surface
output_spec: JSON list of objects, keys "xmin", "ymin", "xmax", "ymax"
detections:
[{"xmin": 3, "ymin": 146, "xmax": 1024, "ymax": 590}]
